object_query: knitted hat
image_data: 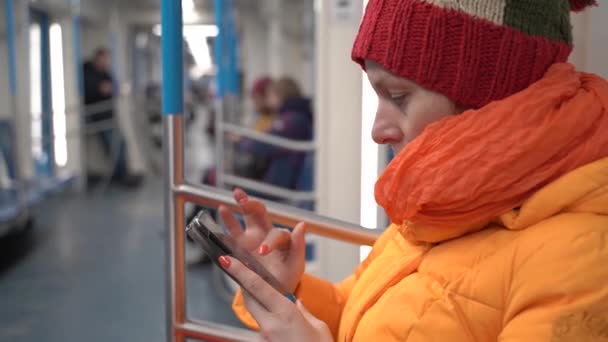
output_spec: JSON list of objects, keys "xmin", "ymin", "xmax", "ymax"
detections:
[
  {"xmin": 251, "ymin": 76, "xmax": 272, "ymax": 97},
  {"xmin": 352, "ymin": 0, "xmax": 597, "ymax": 108}
]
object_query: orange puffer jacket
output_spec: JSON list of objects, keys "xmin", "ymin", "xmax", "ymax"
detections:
[
  {"xmin": 234, "ymin": 65, "xmax": 608, "ymax": 341},
  {"xmin": 234, "ymin": 158, "xmax": 608, "ymax": 341}
]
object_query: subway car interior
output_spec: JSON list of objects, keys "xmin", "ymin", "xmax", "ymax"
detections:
[{"xmin": 1, "ymin": 0, "xmax": 607, "ymax": 341}]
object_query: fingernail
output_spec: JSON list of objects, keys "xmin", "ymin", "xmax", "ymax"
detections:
[
  {"xmin": 218, "ymin": 256, "xmax": 231, "ymax": 269},
  {"xmin": 258, "ymin": 244, "xmax": 269, "ymax": 255}
]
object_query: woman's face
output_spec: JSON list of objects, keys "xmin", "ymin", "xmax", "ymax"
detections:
[
  {"xmin": 251, "ymin": 93, "xmax": 268, "ymax": 113},
  {"xmin": 266, "ymin": 86, "xmax": 282, "ymax": 111},
  {"xmin": 365, "ymin": 60, "xmax": 464, "ymax": 154}
]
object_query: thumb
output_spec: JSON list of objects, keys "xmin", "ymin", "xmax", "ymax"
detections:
[{"xmin": 291, "ymin": 222, "xmax": 307, "ymax": 256}]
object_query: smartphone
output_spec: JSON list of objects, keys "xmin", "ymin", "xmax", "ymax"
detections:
[{"xmin": 186, "ymin": 210, "xmax": 296, "ymax": 303}]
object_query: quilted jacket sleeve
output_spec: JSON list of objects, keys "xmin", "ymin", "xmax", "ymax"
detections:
[{"xmin": 232, "ymin": 226, "xmax": 397, "ymax": 339}]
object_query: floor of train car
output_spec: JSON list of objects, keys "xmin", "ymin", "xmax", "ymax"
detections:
[{"xmin": 0, "ymin": 180, "xmax": 244, "ymax": 341}]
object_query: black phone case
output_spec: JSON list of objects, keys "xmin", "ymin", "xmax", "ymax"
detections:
[{"xmin": 186, "ymin": 210, "xmax": 290, "ymax": 296}]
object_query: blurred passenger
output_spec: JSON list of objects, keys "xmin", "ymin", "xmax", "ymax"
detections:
[
  {"xmin": 239, "ymin": 77, "xmax": 313, "ymax": 194},
  {"xmin": 83, "ymin": 48, "xmax": 113, "ymax": 123},
  {"xmin": 250, "ymin": 76, "xmax": 276, "ymax": 132},
  {"xmin": 214, "ymin": 1, "xmax": 608, "ymax": 341},
  {"xmin": 233, "ymin": 76, "xmax": 277, "ymax": 180},
  {"xmin": 83, "ymin": 48, "xmax": 142, "ymax": 188}
]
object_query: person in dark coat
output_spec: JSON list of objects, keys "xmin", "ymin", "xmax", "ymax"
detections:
[
  {"xmin": 83, "ymin": 48, "xmax": 142, "ymax": 187},
  {"xmin": 240, "ymin": 77, "xmax": 313, "ymax": 195}
]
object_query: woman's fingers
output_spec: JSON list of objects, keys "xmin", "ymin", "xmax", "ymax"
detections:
[
  {"xmin": 241, "ymin": 289, "xmax": 271, "ymax": 324},
  {"xmin": 220, "ymin": 256, "xmax": 293, "ymax": 315},
  {"xmin": 233, "ymin": 189, "xmax": 272, "ymax": 231},
  {"xmin": 258, "ymin": 222, "xmax": 306, "ymax": 255},
  {"xmin": 218, "ymin": 205, "xmax": 243, "ymax": 238},
  {"xmin": 290, "ymin": 222, "xmax": 307, "ymax": 256},
  {"xmin": 258, "ymin": 229, "xmax": 291, "ymax": 255},
  {"xmin": 233, "ymin": 187, "xmax": 248, "ymax": 205}
]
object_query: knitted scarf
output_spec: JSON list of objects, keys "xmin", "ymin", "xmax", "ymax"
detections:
[{"xmin": 375, "ymin": 63, "xmax": 608, "ymax": 242}]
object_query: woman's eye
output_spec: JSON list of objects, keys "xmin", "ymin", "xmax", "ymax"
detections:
[{"xmin": 390, "ymin": 94, "xmax": 408, "ymax": 107}]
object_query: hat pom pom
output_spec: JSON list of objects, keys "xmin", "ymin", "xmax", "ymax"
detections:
[{"xmin": 570, "ymin": 0, "xmax": 597, "ymax": 12}]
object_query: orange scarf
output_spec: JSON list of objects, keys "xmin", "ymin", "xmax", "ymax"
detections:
[{"xmin": 375, "ymin": 63, "xmax": 608, "ymax": 240}]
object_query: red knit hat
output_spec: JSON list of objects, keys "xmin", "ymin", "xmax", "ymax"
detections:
[
  {"xmin": 251, "ymin": 76, "xmax": 272, "ymax": 97},
  {"xmin": 352, "ymin": 0, "xmax": 597, "ymax": 108}
]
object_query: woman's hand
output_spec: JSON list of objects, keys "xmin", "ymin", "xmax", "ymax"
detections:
[
  {"xmin": 218, "ymin": 256, "xmax": 332, "ymax": 342},
  {"xmin": 218, "ymin": 188, "xmax": 305, "ymax": 293}
]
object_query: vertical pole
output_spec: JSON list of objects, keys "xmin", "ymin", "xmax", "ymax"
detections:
[
  {"xmin": 267, "ymin": 0, "xmax": 283, "ymax": 78},
  {"xmin": 70, "ymin": 0, "xmax": 86, "ymax": 190},
  {"xmin": 226, "ymin": 0, "xmax": 238, "ymax": 96},
  {"xmin": 4, "ymin": 0, "xmax": 22, "ymax": 206},
  {"xmin": 4, "ymin": 0, "xmax": 17, "ymax": 95},
  {"xmin": 213, "ymin": 0, "xmax": 224, "ymax": 99},
  {"xmin": 213, "ymin": 0, "xmax": 225, "ymax": 189},
  {"xmin": 40, "ymin": 12, "xmax": 54, "ymax": 177},
  {"xmin": 161, "ymin": 0, "xmax": 184, "ymax": 341},
  {"xmin": 72, "ymin": 12, "xmax": 83, "ymax": 96}
]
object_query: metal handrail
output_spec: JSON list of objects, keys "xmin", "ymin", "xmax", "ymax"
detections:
[
  {"xmin": 175, "ymin": 183, "xmax": 380, "ymax": 246},
  {"xmin": 0, "ymin": 99, "xmax": 115, "ymax": 119},
  {"xmin": 159, "ymin": 2, "xmax": 381, "ymax": 341},
  {"xmin": 221, "ymin": 173, "xmax": 315, "ymax": 202},
  {"xmin": 30, "ymin": 119, "xmax": 117, "ymax": 145},
  {"xmin": 172, "ymin": 184, "xmax": 379, "ymax": 342},
  {"xmin": 165, "ymin": 115, "xmax": 380, "ymax": 342},
  {"xmin": 222, "ymin": 123, "xmax": 316, "ymax": 151},
  {"xmin": 176, "ymin": 320, "xmax": 257, "ymax": 341}
]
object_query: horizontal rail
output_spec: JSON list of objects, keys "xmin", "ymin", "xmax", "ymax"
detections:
[
  {"xmin": 177, "ymin": 320, "xmax": 257, "ymax": 342},
  {"xmin": 174, "ymin": 183, "xmax": 380, "ymax": 246},
  {"xmin": 29, "ymin": 120, "xmax": 118, "ymax": 147},
  {"xmin": 222, "ymin": 123, "xmax": 316, "ymax": 152},
  {"xmin": 221, "ymin": 173, "xmax": 315, "ymax": 202},
  {"xmin": 1, "ymin": 98, "xmax": 117, "ymax": 119}
]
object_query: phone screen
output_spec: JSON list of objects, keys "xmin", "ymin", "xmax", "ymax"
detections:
[{"xmin": 186, "ymin": 210, "xmax": 291, "ymax": 297}]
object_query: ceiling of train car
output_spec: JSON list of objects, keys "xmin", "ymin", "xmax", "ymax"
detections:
[
  {"xmin": 120, "ymin": 0, "xmax": 281, "ymax": 17},
  {"xmin": 27, "ymin": 0, "xmax": 303, "ymax": 27}
]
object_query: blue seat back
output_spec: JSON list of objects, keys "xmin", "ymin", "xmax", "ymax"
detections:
[
  {"xmin": 294, "ymin": 153, "xmax": 314, "ymax": 210},
  {"xmin": 0, "ymin": 120, "xmax": 15, "ymax": 179}
]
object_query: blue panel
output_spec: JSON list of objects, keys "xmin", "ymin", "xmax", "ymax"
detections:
[
  {"xmin": 161, "ymin": 0, "xmax": 183, "ymax": 114},
  {"xmin": 214, "ymin": 0, "xmax": 240, "ymax": 96},
  {"xmin": 4, "ymin": 0, "xmax": 17, "ymax": 94},
  {"xmin": 305, "ymin": 242, "xmax": 316, "ymax": 262},
  {"xmin": 226, "ymin": 1, "xmax": 237, "ymax": 95},
  {"xmin": 213, "ymin": 0, "xmax": 225, "ymax": 98},
  {"xmin": 0, "ymin": 120, "xmax": 15, "ymax": 178}
]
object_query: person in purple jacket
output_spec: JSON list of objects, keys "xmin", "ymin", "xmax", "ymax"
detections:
[{"xmin": 240, "ymin": 77, "xmax": 313, "ymax": 198}]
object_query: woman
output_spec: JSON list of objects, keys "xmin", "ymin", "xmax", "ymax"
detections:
[
  {"xmin": 240, "ymin": 77, "xmax": 313, "ymax": 194},
  {"xmin": 233, "ymin": 76, "xmax": 277, "ymax": 180},
  {"xmin": 250, "ymin": 76, "xmax": 276, "ymax": 133},
  {"xmin": 217, "ymin": 0, "xmax": 608, "ymax": 341}
]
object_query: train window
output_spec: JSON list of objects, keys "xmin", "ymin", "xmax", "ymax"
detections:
[
  {"xmin": 49, "ymin": 23, "xmax": 67, "ymax": 167},
  {"xmin": 29, "ymin": 22, "xmax": 43, "ymax": 163}
]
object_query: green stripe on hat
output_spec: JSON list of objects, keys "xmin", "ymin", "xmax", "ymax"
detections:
[
  {"xmin": 504, "ymin": 0, "xmax": 572, "ymax": 44},
  {"xmin": 421, "ymin": 0, "xmax": 507, "ymax": 25}
]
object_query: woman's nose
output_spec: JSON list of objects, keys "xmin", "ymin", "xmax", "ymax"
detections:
[{"xmin": 371, "ymin": 107, "xmax": 404, "ymax": 145}]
